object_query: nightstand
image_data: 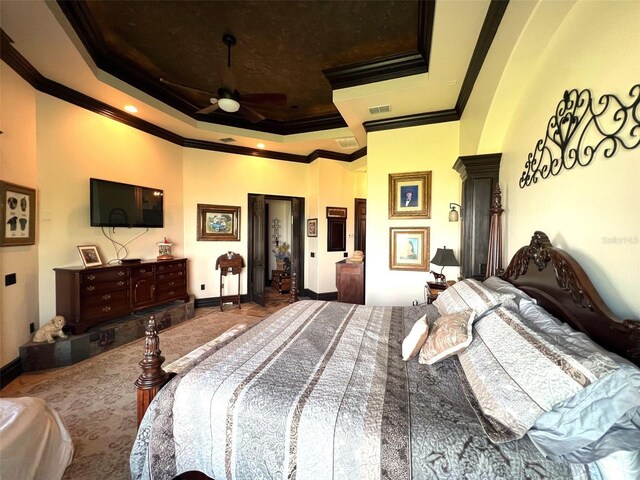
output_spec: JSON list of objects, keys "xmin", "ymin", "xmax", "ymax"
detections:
[{"xmin": 425, "ymin": 280, "xmax": 455, "ymax": 304}]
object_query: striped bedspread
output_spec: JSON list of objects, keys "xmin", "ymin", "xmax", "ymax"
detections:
[{"xmin": 130, "ymin": 300, "xmax": 582, "ymax": 480}]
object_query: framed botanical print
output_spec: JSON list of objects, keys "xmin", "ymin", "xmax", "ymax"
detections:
[
  {"xmin": 1, "ymin": 181, "xmax": 36, "ymax": 246},
  {"xmin": 388, "ymin": 171, "xmax": 432, "ymax": 219},
  {"xmin": 197, "ymin": 204, "xmax": 240, "ymax": 241},
  {"xmin": 389, "ymin": 226, "xmax": 430, "ymax": 271}
]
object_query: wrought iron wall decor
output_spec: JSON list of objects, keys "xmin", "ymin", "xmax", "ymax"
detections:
[{"xmin": 519, "ymin": 84, "xmax": 639, "ymax": 188}]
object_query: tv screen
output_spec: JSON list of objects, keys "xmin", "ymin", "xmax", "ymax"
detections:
[{"xmin": 90, "ymin": 178, "xmax": 164, "ymax": 228}]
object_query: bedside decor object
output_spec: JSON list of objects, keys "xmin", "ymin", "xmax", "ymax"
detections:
[
  {"xmin": 389, "ymin": 226, "xmax": 430, "ymax": 271},
  {"xmin": 520, "ymin": 84, "xmax": 640, "ymax": 188},
  {"xmin": 448, "ymin": 202, "xmax": 461, "ymax": 222},
  {"xmin": 197, "ymin": 204, "xmax": 240, "ymax": 241},
  {"xmin": 32, "ymin": 315, "xmax": 68, "ymax": 343},
  {"xmin": 77, "ymin": 245, "xmax": 103, "ymax": 268},
  {"xmin": 346, "ymin": 250, "xmax": 364, "ymax": 263},
  {"xmin": 271, "ymin": 218, "xmax": 281, "ymax": 246},
  {"xmin": 157, "ymin": 237, "xmax": 173, "ymax": 260},
  {"xmin": 307, "ymin": 218, "xmax": 317, "ymax": 237},
  {"xmin": 0, "ymin": 181, "xmax": 36, "ymax": 246},
  {"xmin": 388, "ymin": 171, "xmax": 432, "ymax": 219},
  {"xmin": 430, "ymin": 247, "xmax": 459, "ymax": 284}
]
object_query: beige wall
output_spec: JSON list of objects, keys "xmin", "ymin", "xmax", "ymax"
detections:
[
  {"xmin": 1, "ymin": 62, "xmax": 39, "ymax": 366},
  {"xmin": 366, "ymin": 122, "xmax": 461, "ymax": 306},
  {"xmin": 464, "ymin": 0, "xmax": 640, "ymax": 319},
  {"xmin": 34, "ymin": 96, "xmax": 185, "ymax": 327}
]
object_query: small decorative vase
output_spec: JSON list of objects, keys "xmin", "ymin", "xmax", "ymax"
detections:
[{"xmin": 276, "ymin": 259, "xmax": 285, "ymax": 271}]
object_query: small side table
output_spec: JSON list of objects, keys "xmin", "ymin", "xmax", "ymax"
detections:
[{"xmin": 426, "ymin": 280, "xmax": 455, "ymax": 304}]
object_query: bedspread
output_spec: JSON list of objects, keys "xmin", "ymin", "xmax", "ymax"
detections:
[{"xmin": 131, "ymin": 300, "xmax": 585, "ymax": 480}]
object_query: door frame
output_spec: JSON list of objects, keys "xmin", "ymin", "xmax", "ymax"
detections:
[{"xmin": 248, "ymin": 193, "xmax": 305, "ymax": 303}]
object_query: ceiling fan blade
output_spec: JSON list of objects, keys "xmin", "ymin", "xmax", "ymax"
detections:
[
  {"xmin": 241, "ymin": 93, "xmax": 287, "ymax": 106},
  {"xmin": 159, "ymin": 78, "xmax": 214, "ymax": 96},
  {"xmin": 239, "ymin": 104, "xmax": 266, "ymax": 123},
  {"xmin": 196, "ymin": 102, "xmax": 220, "ymax": 115}
]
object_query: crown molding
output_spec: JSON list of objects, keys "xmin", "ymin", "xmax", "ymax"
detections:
[
  {"xmin": 363, "ymin": 109, "xmax": 459, "ymax": 132},
  {"xmin": 323, "ymin": 0, "xmax": 435, "ymax": 90}
]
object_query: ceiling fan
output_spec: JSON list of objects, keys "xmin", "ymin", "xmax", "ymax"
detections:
[{"xmin": 160, "ymin": 34, "xmax": 286, "ymax": 123}]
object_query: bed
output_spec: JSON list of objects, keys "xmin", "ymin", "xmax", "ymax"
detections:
[{"xmin": 130, "ymin": 231, "xmax": 640, "ymax": 480}]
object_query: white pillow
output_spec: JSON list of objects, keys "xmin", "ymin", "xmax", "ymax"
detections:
[
  {"xmin": 402, "ymin": 315, "xmax": 429, "ymax": 361},
  {"xmin": 595, "ymin": 449, "xmax": 640, "ymax": 480},
  {"xmin": 433, "ymin": 278, "xmax": 514, "ymax": 317}
]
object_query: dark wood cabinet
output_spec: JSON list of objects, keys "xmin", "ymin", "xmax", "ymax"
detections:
[
  {"xmin": 336, "ymin": 260, "xmax": 364, "ymax": 305},
  {"xmin": 271, "ymin": 269, "xmax": 291, "ymax": 293},
  {"xmin": 452, "ymin": 154, "xmax": 501, "ymax": 280},
  {"xmin": 55, "ymin": 258, "xmax": 189, "ymax": 334}
]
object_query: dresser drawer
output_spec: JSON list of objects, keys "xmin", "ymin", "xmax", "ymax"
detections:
[
  {"xmin": 82, "ymin": 289, "xmax": 129, "ymax": 308},
  {"xmin": 156, "ymin": 270, "xmax": 185, "ymax": 283},
  {"xmin": 157, "ymin": 284, "xmax": 187, "ymax": 301},
  {"xmin": 131, "ymin": 265, "xmax": 155, "ymax": 277},
  {"xmin": 80, "ymin": 279, "xmax": 128, "ymax": 295},
  {"xmin": 81, "ymin": 269, "xmax": 129, "ymax": 284},
  {"xmin": 81, "ymin": 299, "xmax": 129, "ymax": 320},
  {"xmin": 156, "ymin": 261, "xmax": 186, "ymax": 274},
  {"xmin": 157, "ymin": 275, "xmax": 185, "ymax": 289}
]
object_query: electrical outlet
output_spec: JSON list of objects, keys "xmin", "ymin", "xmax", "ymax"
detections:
[
  {"xmin": 30, "ymin": 322, "xmax": 35, "ymax": 333},
  {"xmin": 412, "ymin": 300, "xmax": 419, "ymax": 306},
  {"xmin": 5, "ymin": 273, "xmax": 16, "ymax": 286},
  {"xmin": 310, "ymin": 252, "xmax": 315, "ymax": 258},
  {"xmin": 200, "ymin": 284, "xmax": 205, "ymax": 290},
  {"xmin": 343, "ymin": 252, "xmax": 348, "ymax": 257}
]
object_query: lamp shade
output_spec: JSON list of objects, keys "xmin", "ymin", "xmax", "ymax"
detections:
[
  {"xmin": 430, "ymin": 247, "xmax": 459, "ymax": 267},
  {"xmin": 448, "ymin": 208, "xmax": 459, "ymax": 222},
  {"xmin": 218, "ymin": 97, "xmax": 240, "ymax": 113}
]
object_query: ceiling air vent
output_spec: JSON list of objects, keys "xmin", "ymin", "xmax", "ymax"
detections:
[
  {"xmin": 335, "ymin": 137, "xmax": 360, "ymax": 149},
  {"xmin": 368, "ymin": 104, "xmax": 391, "ymax": 115},
  {"xmin": 219, "ymin": 137, "xmax": 236, "ymax": 143}
]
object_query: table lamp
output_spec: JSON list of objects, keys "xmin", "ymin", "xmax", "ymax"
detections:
[{"xmin": 430, "ymin": 246, "xmax": 459, "ymax": 284}]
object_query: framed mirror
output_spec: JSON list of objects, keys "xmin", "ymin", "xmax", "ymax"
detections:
[{"xmin": 327, "ymin": 218, "xmax": 346, "ymax": 252}]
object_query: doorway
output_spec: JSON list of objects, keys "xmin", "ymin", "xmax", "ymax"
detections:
[{"xmin": 248, "ymin": 193, "xmax": 305, "ymax": 307}]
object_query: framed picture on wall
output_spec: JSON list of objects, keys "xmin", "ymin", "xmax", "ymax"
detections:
[
  {"xmin": 196, "ymin": 204, "xmax": 240, "ymax": 241},
  {"xmin": 388, "ymin": 171, "xmax": 432, "ymax": 219},
  {"xmin": 307, "ymin": 218, "xmax": 318, "ymax": 237},
  {"xmin": 1, "ymin": 181, "xmax": 36, "ymax": 247},
  {"xmin": 77, "ymin": 245, "xmax": 103, "ymax": 268},
  {"xmin": 389, "ymin": 226, "xmax": 430, "ymax": 271},
  {"xmin": 326, "ymin": 206, "xmax": 347, "ymax": 218}
]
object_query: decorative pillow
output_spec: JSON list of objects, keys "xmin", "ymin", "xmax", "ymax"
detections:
[
  {"xmin": 458, "ymin": 306, "xmax": 619, "ymax": 439},
  {"xmin": 402, "ymin": 315, "xmax": 429, "ymax": 361},
  {"xmin": 433, "ymin": 278, "xmax": 514, "ymax": 318},
  {"xmin": 418, "ymin": 310, "xmax": 475, "ymax": 365}
]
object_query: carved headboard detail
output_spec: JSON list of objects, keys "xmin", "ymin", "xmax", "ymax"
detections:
[{"xmin": 502, "ymin": 231, "xmax": 640, "ymax": 365}]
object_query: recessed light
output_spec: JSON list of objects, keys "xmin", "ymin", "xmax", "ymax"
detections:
[
  {"xmin": 257, "ymin": 143, "xmax": 266, "ymax": 149},
  {"xmin": 124, "ymin": 105, "xmax": 138, "ymax": 113}
]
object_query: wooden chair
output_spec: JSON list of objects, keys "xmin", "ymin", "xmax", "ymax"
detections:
[{"xmin": 215, "ymin": 252, "xmax": 244, "ymax": 311}]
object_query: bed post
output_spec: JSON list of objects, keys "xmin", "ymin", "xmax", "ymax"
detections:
[
  {"xmin": 288, "ymin": 272, "xmax": 299, "ymax": 304},
  {"xmin": 485, "ymin": 183, "xmax": 504, "ymax": 278},
  {"xmin": 134, "ymin": 316, "xmax": 169, "ymax": 427}
]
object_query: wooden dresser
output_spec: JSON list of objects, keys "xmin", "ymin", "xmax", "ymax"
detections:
[
  {"xmin": 336, "ymin": 260, "xmax": 364, "ymax": 305},
  {"xmin": 55, "ymin": 258, "xmax": 189, "ymax": 334}
]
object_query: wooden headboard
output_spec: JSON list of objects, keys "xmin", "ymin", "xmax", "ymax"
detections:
[{"xmin": 501, "ymin": 231, "xmax": 640, "ymax": 366}]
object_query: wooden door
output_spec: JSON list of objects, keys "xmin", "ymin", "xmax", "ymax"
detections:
[
  {"xmin": 354, "ymin": 198, "xmax": 366, "ymax": 253},
  {"xmin": 290, "ymin": 197, "xmax": 304, "ymax": 293},
  {"xmin": 248, "ymin": 194, "xmax": 266, "ymax": 306}
]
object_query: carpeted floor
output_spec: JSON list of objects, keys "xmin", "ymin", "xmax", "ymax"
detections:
[{"xmin": 1, "ymin": 292, "xmax": 292, "ymax": 480}]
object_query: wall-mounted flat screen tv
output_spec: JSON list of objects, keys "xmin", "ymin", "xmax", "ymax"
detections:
[{"xmin": 90, "ymin": 178, "xmax": 164, "ymax": 228}]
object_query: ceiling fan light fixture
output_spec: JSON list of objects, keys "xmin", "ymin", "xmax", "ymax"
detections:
[{"xmin": 218, "ymin": 97, "xmax": 240, "ymax": 113}]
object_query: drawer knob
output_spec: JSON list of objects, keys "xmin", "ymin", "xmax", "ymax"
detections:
[
  {"xmin": 159, "ymin": 274, "xmax": 164, "ymax": 279},
  {"xmin": 168, "ymin": 281, "xmax": 175, "ymax": 286},
  {"xmin": 101, "ymin": 306, "xmax": 111, "ymax": 312},
  {"xmin": 168, "ymin": 291, "xmax": 174, "ymax": 296},
  {"xmin": 158, "ymin": 266, "xmax": 164, "ymax": 271},
  {"xmin": 117, "ymin": 281, "xmax": 125, "ymax": 286},
  {"xmin": 140, "ymin": 268, "xmax": 146, "ymax": 273},
  {"xmin": 118, "ymin": 271, "xmax": 125, "ymax": 277},
  {"xmin": 102, "ymin": 294, "xmax": 111, "ymax": 300},
  {"xmin": 86, "ymin": 285, "xmax": 95, "ymax": 291},
  {"xmin": 87, "ymin": 274, "xmax": 96, "ymax": 281},
  {"xmin": 177, "ymin": 271, "xmax": 183, "ymax": 276}
]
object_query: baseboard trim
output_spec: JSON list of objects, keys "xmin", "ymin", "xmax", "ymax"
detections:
[
  {"xmin": 1, "ymin": 357, "xmax": 23, "ymax": 389},
  {"xmin": 303, "ymin": 289, "xmax": 338, "ymax": 301},
  {"xmin": 195, "ymin": 294, "xmax": 250, "ymax": 308}
]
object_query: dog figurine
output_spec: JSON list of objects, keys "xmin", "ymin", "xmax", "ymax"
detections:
[{"xmin": 33, "ymin": 315, "xmax": 68, "ymax": 343}]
